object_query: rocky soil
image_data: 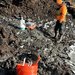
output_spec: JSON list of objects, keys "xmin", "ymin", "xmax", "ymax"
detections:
[
  {"xmin": 0, "ymin": 15, "xmax": 75, "ymax": 75},
  {"xmin": 0, "ymin": 0, "xmax": 75, "ymax": 75},
  {"xmin": 0, "ymin": 0, "xmax": 56, "ymax": 20}
]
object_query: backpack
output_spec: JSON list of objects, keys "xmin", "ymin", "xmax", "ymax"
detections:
[{"xmin": 65, "ymin": 2, "xmax": 75, "ymax": 19}]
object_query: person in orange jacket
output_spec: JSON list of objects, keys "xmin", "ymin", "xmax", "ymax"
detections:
[{"xmin": 53, "ymin": 0, "xmax": 67, "ymax": 39}]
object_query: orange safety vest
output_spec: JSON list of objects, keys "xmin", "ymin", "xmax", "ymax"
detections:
[{"xmin": 56, "ymin": 3, "xmax": 67, "ymax": 23}]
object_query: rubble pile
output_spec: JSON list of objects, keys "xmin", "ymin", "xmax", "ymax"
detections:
[
  {"xmin": 0, "ymin": 0, "xmax": 75, "ymax": 75},
  {"xmin": 0, "ymin": 0, "xmax": 54, "ymax": 19},
  {"xmin": 0, "ymin": 16, "xmax": 75, "ymax": 75}
]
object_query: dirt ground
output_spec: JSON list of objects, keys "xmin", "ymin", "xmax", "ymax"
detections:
[{"xmin": 0, "ymin": 0, "xmax": 75, "ymax": 75}]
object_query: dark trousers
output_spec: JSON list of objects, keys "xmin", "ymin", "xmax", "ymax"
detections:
[{"xmin": 54, "ymin": 20, "xmax": 62, "ymax": 38}]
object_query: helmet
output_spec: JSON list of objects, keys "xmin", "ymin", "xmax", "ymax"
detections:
[{"xmin": 57, "ymin": 0, "xmax": 62, "ymax": 5}]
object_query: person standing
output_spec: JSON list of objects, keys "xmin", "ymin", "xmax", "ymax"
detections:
[{"xmin": 53, "ymin": 0, "xmax": 67, "ymax": 40}]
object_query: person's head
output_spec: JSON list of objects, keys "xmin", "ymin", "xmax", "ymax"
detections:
[{"xmin": 53, "ymin": 0, "xmax": 62, "ymax": 5}]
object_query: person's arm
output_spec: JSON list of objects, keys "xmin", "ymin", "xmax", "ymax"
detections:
[{"xmin": 60, "ymin": 5, "xmax": 67, "ymax": 23}]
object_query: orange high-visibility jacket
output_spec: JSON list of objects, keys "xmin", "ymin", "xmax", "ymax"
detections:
[{"xmin": 56, "ymin": 3, "xmax": 67, "ymax": 23}]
